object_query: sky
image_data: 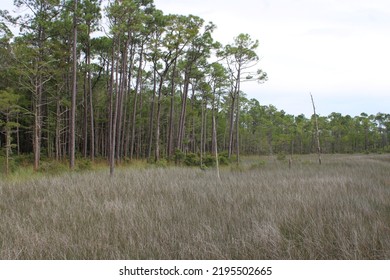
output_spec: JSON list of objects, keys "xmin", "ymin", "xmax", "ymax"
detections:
[
  {"xmin": 2, "ymin": 0, "xmax": 390, "ymax": 117},
  {"xmin": 153, "ymin": 0, "xmax": 390, "ymax": 117}
]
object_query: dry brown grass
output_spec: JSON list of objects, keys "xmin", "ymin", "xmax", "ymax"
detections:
[{"xmin": 0, "ymin": 154, "xmax": 389, "ymax": 259}]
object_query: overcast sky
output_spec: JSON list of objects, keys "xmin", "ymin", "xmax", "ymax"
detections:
[
  {"xmin": 2, "ymin": 0, "xmax": 390, "ymax": 117},
  {"xmin": 154, "ymin": 0, "xmax": 390, "ymax": 117}
]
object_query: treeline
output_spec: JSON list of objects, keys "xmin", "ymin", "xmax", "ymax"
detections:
[
  {"xmin": 238, "ymin": 104, "xmax": 390, "ymax": 155},
  {"xmin": 0, "ymin": 0, "xmax": 389, "ymax": 175}
]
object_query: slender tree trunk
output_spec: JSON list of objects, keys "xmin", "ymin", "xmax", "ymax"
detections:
[
  {"xmin": 190, "ymin": 84, "xmax": 196, "ymax": 153},
  {"xmin": 310, "ymin": 93, "xmax": 322, "ymax": 165},
  {"xmin": 130, "ymin": 45, "xmax": 144, "ymax": 160},
  {"xmin": 167, "ymin": 57, "xmax": 177, "ymax": 159},
  {"xmin": 115, "ymin": 46, "xmax": 125, "ymax": 162},
  {"xmin": 69, "ymin": 0, "xmax": 78, "ymax": 170},
  {"xmin": 200, "ymin": 95, "xmax": 204, "ymax": 166},
  {"xmin": 154, "ymin": 76, "xmax": 164, "ymax": 162},
  {"xmin": 211, "ymin": 87, "xmax": 216, "ymax": 155},
  {"xmin": 190, "ymin": 83, "xmax": 197, "ymax": 153},
  {"xmin": 228, "ymin": 93, "xmax": 235, "ymax": 158},
  {"xmin": 16, "ymin": 113, "xmax": 20, "ymax": 156},
  {"xmin": 33, "ymin": 79, "xmax": 42, "ymax": 171},
  {"xmin": 177, "ymin": 71, "xmax": 189, "ymax": 151},
  {"xmin": 33, "ymin": 26, "xmax": 44, "ymax": 172},
  {"xmin": 82, "ymin": 22, "xmax": 94, "ymax": 160},
  {"xmin": 108, "ymin": 42, "xmax": 116, "ymax": 176},
  {"xmin": 123, "ymin": 68, "xmax": 132, "ymax": 159},
  {"xmin": 136, "ymin": 80, "xmax": 144, "ymax": 158},
  {"xmin": 146, "ymin": 67, "xmax": 157, "ymax": 161},
  {"xmin": 203, "ymin": 95, "xmax": 208, "ymax": 154},
  {"xmin": 213, "ymin": 112, "xmax": 220, "ymax": 180},
  {"xmin": 88, "ymin": 46, "xmax": 95, "ymax": 161},
  {"xmin": 112, "ymin": 45, "xmax": 121, "ymax": 168},
  {"xmin": 83, "ymin": 55, "xmax": 88, "ymax": 158},
  {"xmin": 5, "ymin": 113, "xmax": 10, "ymax": 176},
  {"xmin": 55, "ymin": 97, "xmax": 61, "ymax": 161},
  {"xmin": 235, "ymin": 69, "xmax": 241, "ymax": 164},
  {"xmin": 116, "ymin": 42, "xmax": 132, "ymax": 161}
]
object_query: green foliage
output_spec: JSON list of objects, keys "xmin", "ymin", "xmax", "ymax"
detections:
[
  {"xmin": 174, "ymin": 149, "xmax": 185, "ymax": 165},
  {"xmin": 13, "ymin": 154, "xmax": 34, "ymax": 167},
  {"xmin": 77, "ymin": 159, "xmax": 93, "ymax": 171},
  {"xmin": 203, "ymin": 154, "xmax": 216, "ymax": 167},
  {"xmin": 1, "ymin": 0, "xmax": 390, "ymax": 172},
  {"xmin": 0, "ymin": 156, "xmax": 16, "ymax": 173},
  {"xmin": 37, "ymin": 161, "xmax": 68, "ymax": 175},
  {"xmin": 174, "ymin": 150, "xmax": 228, "ymax": 168},
  {"xmin": 277, "ymin": 152, "xmax": 287, "ymax": 161},
  {"xmin": 154, "ymin": 159, "xmax": 168, "ymax": 168},
  {"xmin": 218, "ymin": 152, "xmax": 230, "ymax": 165},
  {"xmin": 184, "ymin": 153, "xmax": 199, "ymax": 166}
]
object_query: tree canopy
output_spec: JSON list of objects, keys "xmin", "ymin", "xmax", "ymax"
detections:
[{"xmin": 0, "ymin": 0, "xmax": 389, "ymax": 174}]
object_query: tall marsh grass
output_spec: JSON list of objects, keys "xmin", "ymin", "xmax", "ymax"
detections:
[{"xmin": 0, "ymin": 154, "xmax": 389, "ymax": 259}]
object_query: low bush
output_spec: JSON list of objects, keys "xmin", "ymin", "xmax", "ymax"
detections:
[
  {"xmin": 13, "ymin": 154, "xmax": 35, "ymax": 167},
  {"xmin": 203, "ymin": 154, "xmax": 216, "ymax": 167},
  {"xmin": 218, "ymin": 152, "xmax": 230, "ymax": 165},
  {"xmin": 77, "ymin": 159, "xmax": 93, "ymax": 171},
  {"xmin": 277, "ymin": 152, "xmax": 287, "ymax": 160},
  {"xmin": 154, "ymin": 159, "xmax": 168, "ymax": 168},
  {"xmin": 184, "ymin": 153, "xmax": 199, "ymax": 166},
  {"xmin": 0, "ymin": 156, "xmax": 17, "ymax": 174},
  {"xmin": 37, "ymin": 161, "xmax": 68, "ymax": 175},
  {"xmin": 174, "ymin": 149, "xmax": 186, "ymax": 165}
]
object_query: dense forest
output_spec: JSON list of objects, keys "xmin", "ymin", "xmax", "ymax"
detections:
[{"xmin": 0, "ymin": 0, "xmax": 389, "ymax": 175}]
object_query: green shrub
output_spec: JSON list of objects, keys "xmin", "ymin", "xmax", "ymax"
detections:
[
  {"xmin": 218, "ymin": 153, "xmax": 230, "ymax": 165},
  {"xmin": 277, "ymin": 152, "xmax": 286, "ymax": 160},
  {"xmin": 0, "ymin": 156, "xmax": 17, "ymax": 174},
  {"xmin": 154, "ymin": 159, "xmax": 168, "ymax": 168},
  {"xmin": 77, "ymin": 159, "xmax": 93, "ymax": 171},
  {"xmin": 13, "ymin": 154, "xmax": 34, "ymax": 167},
  {"xmin": 200, "ymin": 163, "xmax": 208, "ymax": 170},
  {"xmin": 37, "ymin": 161, "xmax": 68, "ymax": 175},
  {"xmin": 174, "ymin": 149, "xmax": 185, "ymax": 165},
  {"xmin": 184, "ymin": 153, "xmax": 199, "ymax": 166},
  {"xmin": 203, "ymin": 154, "xmax": 216, "ymax": 167}
]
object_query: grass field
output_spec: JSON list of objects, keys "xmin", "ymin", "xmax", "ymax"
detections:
[{"xmin": 0, "ymin": 154, "xmax": 389, "ymax": 259}]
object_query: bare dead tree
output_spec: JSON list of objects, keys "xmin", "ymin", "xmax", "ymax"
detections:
[{"xmin": 310, "ymin": 93, "xmax": 322, "ymax": 165}]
